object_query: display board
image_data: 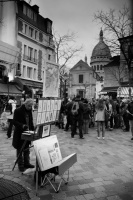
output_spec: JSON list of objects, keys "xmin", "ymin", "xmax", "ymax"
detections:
[
  {"xmin": 36, "ymin": 98, "xmax": 62, "ymax": 126},
  {"xmin": 33, "ymin": 135, "xmax": 62, "ymax": 171}
]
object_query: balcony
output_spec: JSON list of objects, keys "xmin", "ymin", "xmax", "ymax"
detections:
[{"xmin": 23, "ymin": 54, "xmax": 37, "ymax": 64}]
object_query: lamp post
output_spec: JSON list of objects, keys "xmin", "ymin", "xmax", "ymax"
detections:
[{"xmin": 63, "ymin": 74, "xmax": 69, "ymax": 103}]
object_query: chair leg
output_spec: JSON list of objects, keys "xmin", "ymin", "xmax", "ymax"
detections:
[{"xmin": 40, "ymin": 170, "xmax": 70, "ymax": 193}]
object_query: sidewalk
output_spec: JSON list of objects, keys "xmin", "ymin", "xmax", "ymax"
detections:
[{"xmin": 0, "ymin": 126, "xmax": 133, "ymax": 200}]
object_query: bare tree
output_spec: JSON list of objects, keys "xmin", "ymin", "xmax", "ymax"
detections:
[
  {"xmin": 94, "ymin": 5, "xmax": 133, "ymax": 97},
  {"xmin": 94, "ymin": 5, "xmax": 131, "ymax": 54},
  {"xmin": 106, "ymin": 60, "xmax": 128, "ymax": 85},
  {"xmin": 53, "ymin": 30, "xmax": 83, "ymax": 75}
]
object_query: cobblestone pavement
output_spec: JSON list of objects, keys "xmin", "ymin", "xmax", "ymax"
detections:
[{"xmin": 0, "ymin": 120, "xmax": 133, "ymax": 199}]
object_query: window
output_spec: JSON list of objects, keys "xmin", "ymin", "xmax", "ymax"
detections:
[
  {"xmin": 24, "ymin": 45, "xmax": 27, "ymax": 55},
  {"xmin": 23, "ymin": 5, "xmax": 27, "ymax": 15},
  {"xmin": 35, "ymin": 30, "xmax": 38, "ymax": 39},
  {"xmin": 17, "ymin": 64, "xmax": 20, "ymax": 71},
  {"xmin": 33, "ymin": 69, "xmax": 36, "ymax": 79},
  {"xmin": 27, "ymin": 8, "xmax": 33, "ymax": 19},
  {"xmin": 79, "ymin": 74, "xmax": 83, "ymax": 83},
  {"xmin": 27, "ymin": 67, "xmax": 32, "ymax": 79},
  {"xmin": 29, "ymin": 27, "xmax": 33, "ymax": 37},
  {"xmin": 97, "ymin": 65, "xmax": 99, "ymax": 71},
  {"xmin": 94, "ymin": 66, "xmax": 96, "ymax": 70},
  {"xmin": 100, "ymin": 65, "xmax": 102, "ymax": 70},
  {"xmin": 47, "ymin": 21, "xmax": 52, "ymax": 34},
  {"xmin": 34, "ymin": 49, "xmax": 37, "ymax": 62},
  {"xmin": 23, "ymin": 65, "xmax": 26, "ymax": 77},
  {"xmin": 28, "ymin": 47, "xmax": 33, "ymax": 61},
  {"xmin": 33, "ymin": 13, "xmax": 37, "ymax": 22},
  {"xmin": 48, "ymin": 54, "xmax": 51, "ymax": 60},
  {"xmin": 25, "ymin": 24, "xmax": 27, "ymax": 34}
]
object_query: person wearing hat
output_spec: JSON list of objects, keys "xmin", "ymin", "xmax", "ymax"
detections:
[{"xmin": 71, "ymin": 95, "xmax": 84, "ymax": 139}]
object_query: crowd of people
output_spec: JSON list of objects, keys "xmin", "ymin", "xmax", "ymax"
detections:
[
  {"xmin": 57, "ymin": 95, "xmax": 133, "ymax": 140},
  {"xmin": 1, "ymin": 94, "xmax": 133, "ymax": 173}
]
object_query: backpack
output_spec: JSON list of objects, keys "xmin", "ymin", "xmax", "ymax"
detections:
[{"xmin": 71, "ymin": 101, "xmax": 79, "ymax": 115}]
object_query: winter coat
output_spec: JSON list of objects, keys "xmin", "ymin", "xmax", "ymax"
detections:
[
  {"xmin": 12, "ymin": 104, "xmax": 34, "ymax": 149},
  {"xmin": 95, "ymin": 107, "xmax": 106, "ymax": 122},
  {"xmin": 127, "ymin": 101, "xmax": 133, "ymax": 120},
  {"xmin": 83, "ymin": 103, "xmax": 91, "ymax": 120}
]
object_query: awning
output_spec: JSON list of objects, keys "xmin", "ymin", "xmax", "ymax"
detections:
[
  {"xmin": 101, "ymin": 86, "xmax": 119, "ymax": 93},
  {"xmin": 117, "ymin": 87, "xmax": 133, "ymax": 97},
  {"xmin": 14, "ymin": 77, "xmax": 43, "ymax": 90},
  {"xmin": 0, "ymin": 83, "xmax": 22, "ymax": 96}
]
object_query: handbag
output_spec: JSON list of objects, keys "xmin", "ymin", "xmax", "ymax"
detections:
[{"xmin": 105, "ymin": 110, "xmax": 110, "ymax": 121}]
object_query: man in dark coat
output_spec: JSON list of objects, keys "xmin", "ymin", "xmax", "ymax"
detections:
[
  {"xmin": 12, "ymin": 98, "xmax": 35, "ymax": 172},
  {"xmin": 64, "ymin": 98, "xmax": 74, "ymax": 131},
  {"xmin": 71, "ymin": 95, "xmax": 84, "ymax": 139}
]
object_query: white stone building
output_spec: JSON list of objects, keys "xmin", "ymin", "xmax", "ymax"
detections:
[
  {"xmin": 68, "ymin": 59, "xmax": 101, "ymax": 99},
  {"xmin": 90, "ymin": 29, "xmax": 111, "ymax": 98}
]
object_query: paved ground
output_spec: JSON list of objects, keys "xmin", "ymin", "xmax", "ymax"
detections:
[{"xmin": 0, "ymin": 113, "xmax": 133, "ymax": 199}]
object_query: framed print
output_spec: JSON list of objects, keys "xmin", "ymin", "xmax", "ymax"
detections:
[
  {"xmin": 42, "ymin": 125, "xmax": 51, "ymax": 138},
  {"xmin": 42, "ymin": 100, "xmax": 47, "ymax": 112},
  {"xmin": 45, "ymin": 112, "xmax": 50, "ymax": 123},
  {"xmin": 41, "ymin": 112, "xmax": 46, "ymax": 124},
  {"xmin": 36, "ymin": 112, "xmax": 42, "ymax": 125},
  {"xmin": 54, "ymin": 99, "xmax": 58, "ymax": 110},
  {"xmin": 38, "ymin": 100, "xmax": 43, "ymax": 112},
  {"xmin": 47, "ymin": 100, "xmax": 51, "ymax": 111},
  {"xmin": 50, "ymin": 100, "xmax": 55, "ymax": 111},
  {"xmin": 43, "ymin": 63, "xmax": 59, "ymax": 97}
]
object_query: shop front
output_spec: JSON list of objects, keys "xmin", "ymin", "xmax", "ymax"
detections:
[
  {"xmin": 100, "ymin": 86, "xmax": 119, "ymax": 99},
  {"xmin": 14, "ymin": 77, "xmax": 43, "ymax": 100}
]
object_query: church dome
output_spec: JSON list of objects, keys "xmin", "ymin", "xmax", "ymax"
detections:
[{"xmin": 91, "ymin": 30, "xmax": 111, "ymax": 58}]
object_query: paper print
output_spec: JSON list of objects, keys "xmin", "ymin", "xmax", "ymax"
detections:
[{"xmin": 43, "ymin": 63, "xmax": 59, "ymax": 97}]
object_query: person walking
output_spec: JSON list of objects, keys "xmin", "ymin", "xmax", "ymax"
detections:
[
  {"xmin": 64, "ymin": 99, "xmax": 73, "ymax": 131},
  {"xmin": 71, "ymin": 95, "xmax": 84, "ymax": 139},
  {"xmin": 82, "ymin": 99, "xmax": 91, "ymax": 134},
  {"xmin": 95, "ymin": 99, "xmax": 106, "ymax": 139},
  {"xmin": 7, "ymin": 97, "xmax": 17, "ymax": 139},
  {"xmin": 12, "ymin": 98, "xmax": 35, "ymax": 172}
]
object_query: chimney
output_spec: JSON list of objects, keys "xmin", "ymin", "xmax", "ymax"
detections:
[
  {"xmin": 85, "ymin": 55, "xmax": 87, "ymax": 63},
  {"xmin": 32, "ymin": 5, "xmax": 39, "ymax": 13}
]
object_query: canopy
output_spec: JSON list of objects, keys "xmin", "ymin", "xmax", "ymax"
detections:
[
  {"xmin": 101, "ymin": 86, "xmax": 119, "ymax": 93},
  {"xmin": 0, "ymin": 83, "xmax": 22, "ymax": 96},
  {"xmin": 117, "ymin": 87, "xmax": 133, "ymax": 97}
]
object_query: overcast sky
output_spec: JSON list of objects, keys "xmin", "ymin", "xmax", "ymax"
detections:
[{"xmin": 31, "ymin": 0, "xmax": 129, "ymax": 67}]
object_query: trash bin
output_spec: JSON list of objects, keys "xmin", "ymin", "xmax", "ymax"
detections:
[{"xmin": 0, "ymin": 178, "xmax": 30, "ymax": 200}]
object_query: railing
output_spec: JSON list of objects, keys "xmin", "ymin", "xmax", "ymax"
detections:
[{"xmin": 23, "ymin": 54, "xmax": 37, "ymax": 63}]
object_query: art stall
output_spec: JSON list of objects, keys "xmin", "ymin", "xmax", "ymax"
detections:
[{"xmin": 19, "ymin": 62, "xmax": 77, "ymax": 195}]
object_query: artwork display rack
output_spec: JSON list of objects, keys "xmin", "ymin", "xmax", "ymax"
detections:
[{"xmin": 34, "ymin": 97, "xmax": 77, "ymax": 195}]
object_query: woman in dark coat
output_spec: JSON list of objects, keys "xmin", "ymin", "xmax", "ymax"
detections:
[{"xmin": 12, "ymin": 98, "xmax": 34, "ymax": 172}]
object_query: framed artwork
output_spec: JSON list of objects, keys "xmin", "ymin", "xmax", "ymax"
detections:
[
  {"xmin": 42, "ymin": 125, "xmax": 51, "ymax": 138},
  {"xmin": 43, "ymin": 63, "xmax": 59, "ymax": 97}
]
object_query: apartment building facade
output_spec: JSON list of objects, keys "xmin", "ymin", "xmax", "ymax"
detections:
[{"xmin": 0, "ymin": 0, "xmax": 57, "ymax": 98}]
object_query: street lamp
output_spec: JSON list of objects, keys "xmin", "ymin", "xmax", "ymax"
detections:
[{"xmin": 62, "ymin": 74, "xmax": 69, "ymax": 103}]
